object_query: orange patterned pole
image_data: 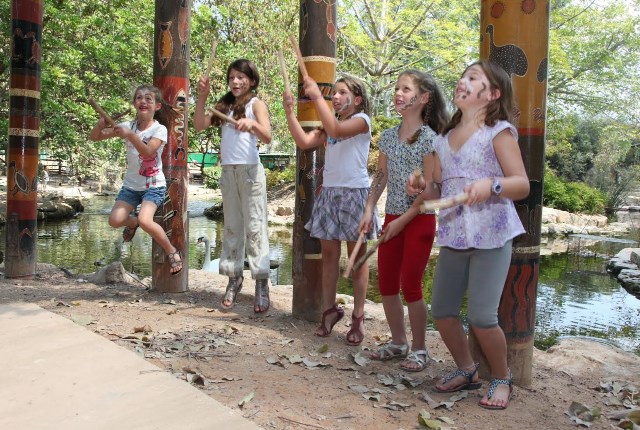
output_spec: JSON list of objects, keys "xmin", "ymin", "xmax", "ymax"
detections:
[
  {"xmin": 473, "ymin": 0, "xmax": 549, "ymax": 386},
  {"xmin": 5, "ymin": 0, "xmax": 43, "ymax": 278},
  {"xmin": 292, "ymin": 0, "xmax": 337, "ymax": 322},
  {"xmin": 151, "ymin": 0, "xmax": 190, "ymax": 292}
]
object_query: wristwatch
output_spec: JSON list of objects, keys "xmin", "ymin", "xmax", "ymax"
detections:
[{"xmin": 491, "ymin": 177, "xmax": 503, "ymax": 196}]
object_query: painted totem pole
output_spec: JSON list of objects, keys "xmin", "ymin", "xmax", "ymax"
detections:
[
  {"xmin": 292, "ymin": 0, "xmax": 337, "ymax": 321},
  {"xmin": 6, "ymin": 0, "xmax": 43, "ymax": 278},
  {"xmin": 151, "ymin": 0, "xmax": 191, "ymax": 292},
  {"xmin": 473, "ymin": 0, "xmax": 549, "ymax": 386}
]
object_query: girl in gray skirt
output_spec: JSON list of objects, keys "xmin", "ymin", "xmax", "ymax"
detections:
[{"xmin": 283, "ymin": 75, "xmax": 377, "ymax": 346}]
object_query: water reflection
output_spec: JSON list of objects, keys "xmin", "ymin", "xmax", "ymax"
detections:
[{"xmin": 1, "ymin": 195, "xmax": 639, "ymax": 353}]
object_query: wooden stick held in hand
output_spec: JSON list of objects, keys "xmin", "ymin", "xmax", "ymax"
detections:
[
  {"xmin": 205, "ymin": 39, "xmax": 218, "ymax": 77},
  {"xmin": 88, "ymin": 98, "xmax": 117, "ymax": 128},
  {"xmin": 351, "ymin": 231, "xmax": 387, "ymax": 275},
  {"xmin": 277, "ymin": 50, "xmax": 291, "ymax": 92},
  {"xmin": 206, "ymin": 107, "xmax": 238, "ymax": 126},
  {"xmin": 288, "ymin": 34, "xmax": 308, "ymax": 79},
  {"xmin": 420, "ymin": 193, "xmax": 468, "ymax": 212},
  {"xmin": 343, "ymin": 231, "xmax": 365, "ymax": 278}
]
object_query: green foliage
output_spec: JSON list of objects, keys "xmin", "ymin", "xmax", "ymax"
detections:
[
  {"xmin": 203, "ymin": 166, "xmax": 222, "ymax": 189},
  {"xmin": 266, "ymin": 164, "xmax": 296, "ymax": 189},
  {"xmin": 544, "ymin": 168, "xmax": 606, "ymax": 214},
  {"xmin": 534, "ymin": 330, "xmax": 560, "ymax": 351}
]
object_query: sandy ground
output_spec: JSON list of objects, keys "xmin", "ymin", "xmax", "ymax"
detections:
[{"xmin": 1, "ymin": 178, "xmax": 640, "ymax": 429}]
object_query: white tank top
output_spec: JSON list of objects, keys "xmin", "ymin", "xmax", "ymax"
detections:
[{"xmin": 220, "ymin": 97, "xmax": 260, "ymax": 165}]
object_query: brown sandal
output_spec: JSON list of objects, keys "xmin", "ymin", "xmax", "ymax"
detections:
[
  {"xmin": 315, "ymin": 305, "xmax": 345, "ymax": 337},
  {"xmin": 122, "ymin": 221, "xmax": 139, "ymax": 242},
  {"xmin": 167, "ymin": 249, "xmax": 183, "ymax": 276},
  {"xmin": 221, "ymin": 276, "xmax": 243, "ymax": 309},
  {"xmin": 346, "ymin": 313, "xmax": 364, "ymax": 346},
  {"xmin": 254, "ymin": 279, "xmax": 270, "ymax": 313}
]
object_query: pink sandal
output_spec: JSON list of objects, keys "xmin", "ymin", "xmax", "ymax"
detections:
[
  {"xmin": 345, "ymin": 313, "xmax": 364, "ymax": 346},
  {"xmin": 315, "ymin": 305, "xmax": 344, "ymax": 337}
]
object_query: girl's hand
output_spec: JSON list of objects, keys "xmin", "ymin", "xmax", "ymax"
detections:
[
  {"xmin": 463, "ymin": 178, "xmax": 493, "ymax": 205},
  {"xmin": 406, "ymin": 172, "xmax": 426, "ymax": 196},
  {"xmin": 283, "ymin": 91, "xmax": 295, "ymax": 114},
  {"xmin": 381, "ymin": 218, "xmax": 405, "ymax": 242},
  {"xmin": 197, "ymin": 76, "xmax": 211, "ymax": 98},
  {"xmin": 235, "ymin": 118, "xmax": 255, "ymax": 133},
  {"xmin": 112, "ymin": 125, "xmax": 130, "ymax": 139},
  {"xmin": 358, "ymin": 211, "xmax": 373, "ymax": 235},
  {"xmin": 302, "ymin": 76, "xmax": 322, "ymax": 101}
]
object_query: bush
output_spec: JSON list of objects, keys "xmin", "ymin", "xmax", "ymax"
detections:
[
  {"xmin": 543, "ymin": 168, "xmax": 605, "ymax": 214},
  {"xmin": 203, "ymin": 166, "xmax": 222, "ymax": 189},
  {"xmin": 266, "ymin": 164, "xmax": 296, "ymax": 189}
]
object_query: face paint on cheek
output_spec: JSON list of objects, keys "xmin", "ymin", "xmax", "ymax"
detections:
[
  {"xmin": 461, "ymin": 77, "xmax": 473, "ymax": 96},
  {"xmin": 338, "ymin": 95, "xmax": 352, "ymax": 113},
  {"xmin": 477, "ymin": 82, "xmax": 488, "ymax": 99},
  {"xmin": 402, "ymin": 95, "xmax": 418, "ymax": 110}
]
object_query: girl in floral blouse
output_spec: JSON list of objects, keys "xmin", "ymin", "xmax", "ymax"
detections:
[{"xmin": 409, "ymin": 60, "xmax": 529, "ymax": 410}]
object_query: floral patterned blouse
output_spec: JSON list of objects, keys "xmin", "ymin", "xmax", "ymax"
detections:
[
  {"xmin": 434, "ymin": 120, "xmax": 525, "ymax": 249},
  {"xmin": 378, "ymin": 124, "xmax": 436, "ymax": 215}
]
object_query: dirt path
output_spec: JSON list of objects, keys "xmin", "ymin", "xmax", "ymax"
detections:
[{"xmin": 1, "ymin": 264, "xmax": 639, "ymax": 430}]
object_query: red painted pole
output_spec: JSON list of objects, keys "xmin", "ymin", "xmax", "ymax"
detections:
[
  {"xmin": 292, "ymin": 0, "xmax": 337, "ymax": 321},
  {"xmin": 5, "ymin": 0, "xmax": 43, "ymax": 279},
  {"xmin": 473, "ymin": 0, "xmax": 550, "ymax": 386},
  {"xmin": 151, "ymin": 0, "xmax": 190, "ymax": 292}
]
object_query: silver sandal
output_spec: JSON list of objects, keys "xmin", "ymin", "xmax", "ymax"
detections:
[
  {"xmin": 221, "ymin": 276, "xmax": 243, "ymax": 309},
  {"xmin": 254, "ymin": 278, "xmax": 270, "ymax": 313},
  {"xmin": 400, "ymin": 349, "xmax": 430, "ymax": 372},
  {"xmin": 370, "ymin": 343, "xmax": 409, "ymax": 361}
]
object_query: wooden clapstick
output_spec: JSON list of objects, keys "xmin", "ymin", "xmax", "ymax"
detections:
[
  {"xmin": 88, "ymin": 98, "xmax": 117, "ymax": 128},
  {"xmin": 288, "ymin": 34, "xmax": 308, "ymax": 79},
  {"xmin": 206, "ymin": 107, "xmax": 238, "ymax": 126},
  {"xmin": 342, "ymin": 231, "xmax": 365, "ymax": 278},
  {"xmin": 205, "ymin": 39, "xmax": 218, "ymax": 78},
  {"xmin": 420, "ymin": 193, "xmax": 468, "ymax": 212},
  {"xmin": 277, "ymin": 50, "xmax": 291, "ymax": 92},
  {"xmin": 351, "ymin": 231, "xmax": 387, "ymax": 275}
]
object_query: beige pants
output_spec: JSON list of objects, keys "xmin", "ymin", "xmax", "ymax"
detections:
[{"xmin": 218, "ymin": 164, "xmax": 270, "ymax": 279}]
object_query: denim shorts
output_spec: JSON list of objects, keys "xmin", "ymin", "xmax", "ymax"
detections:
[{"xmin": 116, "ymin": 186, "xmax": 166, "ymax": 208}]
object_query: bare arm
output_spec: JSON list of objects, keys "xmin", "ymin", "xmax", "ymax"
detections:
[
  {"xmin": 89, "ymin": 117, "xmax": 116, "ymax": 142},
  {"xmin": 193, "ymin": 76, "xmax": 213, "ymax": 132},
  {"xmin": 283, "ymin": 91, "xmax": 324, "ymax": 150},
  {"xmin": 240, "ymin": 98, "xmax": 271, "ymax": 144}
]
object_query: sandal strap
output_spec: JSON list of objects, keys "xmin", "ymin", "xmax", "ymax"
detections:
[
  {"xmin": 254, "ymin": 279, "xmax": 270, "ymax": 311},
  {"xmin": 373, "ymin": 343, "xmax": 408, "ymax": 360},
  {"xmin": 406, "ymin": 349, "xmax": 429, "ymax": 364},
  {"xmin": 487, "ymin": 369, "xmax": 512, "ymax": 399},
  {"xmin": 441, "ymin": 362, "xmax": 480, "ymax": 385}
]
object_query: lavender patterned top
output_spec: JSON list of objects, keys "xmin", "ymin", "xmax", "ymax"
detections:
[{"xmin": 434, "ymin": 120, "xmax": 525, "ymax": 249}]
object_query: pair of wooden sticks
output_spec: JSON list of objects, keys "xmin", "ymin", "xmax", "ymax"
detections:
[{"xmin": 342, "ymin": 192, "xmax": 469, "ymax": 278}]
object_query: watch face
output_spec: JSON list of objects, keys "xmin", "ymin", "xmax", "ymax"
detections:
[{"xmin": 493, "ymin": 179, "xmax": 502, "ymax": 195}]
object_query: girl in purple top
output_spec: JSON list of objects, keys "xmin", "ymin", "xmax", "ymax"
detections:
[{"xmin": 409, "ymin": 61, "xmax": 529, "ymax": 410}]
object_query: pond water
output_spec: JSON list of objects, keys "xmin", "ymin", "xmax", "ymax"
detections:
[{"xmin": 1, "ymin": 195, "xmax": 639, "ymax": 354}]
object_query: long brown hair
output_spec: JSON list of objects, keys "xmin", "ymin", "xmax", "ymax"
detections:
[
  {"xmin": 442, "ymin": 60, "xmax": 515, "ymax": 135},
  {"xmin": 212, "ymin": 59, "xmax": 260, "ymax": 126},
  {"xmin": 132, "ymin": 85, "xmax": 179, "ymax": 129},
  {"xmin": 398, "ymin": 70, "xmax": 450, "ymax": 143}
]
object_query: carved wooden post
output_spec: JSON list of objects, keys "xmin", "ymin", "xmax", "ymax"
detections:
[
  {"xmin": 151, "ymin": 0, "xmax": 190, "ymax": 292},
  {"xmin": 472, "ymin": 0, "xmax": 550, "ymax": 386},
  {"xmin": 292, "ymin": 0, "xmax": 337, "ymax": 321},
  {"xmin": 5, "ymin": 0, "xmax": 43, "ymax": 278}
]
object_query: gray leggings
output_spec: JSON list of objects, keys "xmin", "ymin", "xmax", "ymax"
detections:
[{"xmin": 431, "ymin": 241, "xmax": 512, "ymax": 328}]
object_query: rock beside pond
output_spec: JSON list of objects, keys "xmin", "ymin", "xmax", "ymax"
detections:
[
  {"xmin": 83, "ymin": 261, "xmax": 145, "ymax": 286},
  {"xmin": 203, "ymin": 201, "xmax": 223, "ymax": 220},
  {"xmin": 607, "ymin": 248, "xmax": 640, "ymax": 298},
  {"xmin": 37, "ymin": 196, "xmax": 84, "ymax": 221}
]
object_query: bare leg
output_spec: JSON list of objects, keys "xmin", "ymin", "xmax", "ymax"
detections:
[
  {"xmin": 109, "ymin": 200, "xmax": 137, "ymax": 229},
  {"xmin": 399, "ymin": 299, "xmax": 428, "ymax": 370},
  {"xmin": 137, "ymin": 201, "xmax": 182, "ymax": 273},
  {"xmin": 380, "ymin": 294, "xmax": 407, "ymax": 346},
  {"xmin": 434, "ymin": 317, "xmax": 479, "ymax": 391},
  {"xmin": 346, "ymin": 239, "xmax": 368, "ymax": 344},
  {"xmin": 473, "ymin": 325, "xmax": 511, "ymax": 408}
]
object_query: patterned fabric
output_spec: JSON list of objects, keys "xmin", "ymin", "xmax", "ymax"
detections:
[
  {"xmin": 120, "ymin": 120, "xmax": 167, "ymax": 191},
  {"xmin": 305, "ymin": 187, "xmax": 379, "ymax": 242},
  {"xmin": 378, "ymin": 124, "xmax": 436, "ymax": 215},
  {"xmin": 434, "ymin": 120, "xmax": 525, "ymax": 249}
]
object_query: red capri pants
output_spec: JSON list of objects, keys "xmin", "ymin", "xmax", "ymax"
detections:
[{"xmin": 377, "ymin": 213, "xmax": 436, "ymax": 302}]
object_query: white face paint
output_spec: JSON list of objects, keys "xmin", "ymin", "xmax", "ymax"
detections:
[
  {"xmin": 460, "ymin": 77, "xmax": 473, "ymax": 95},
  {"xmin": 337, "ymin": 95, "xmax": 352, "ymax": 114}
]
